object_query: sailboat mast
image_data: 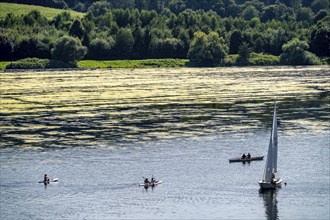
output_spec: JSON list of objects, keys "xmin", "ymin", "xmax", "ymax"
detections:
[{"xmin": 272, "ymin": 102, "xmax": 278, "ymax": 173}]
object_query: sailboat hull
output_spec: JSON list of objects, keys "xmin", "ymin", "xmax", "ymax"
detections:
[{"xmin": 259, "ymin": 178, "xmax": 283, "ymax": 189}]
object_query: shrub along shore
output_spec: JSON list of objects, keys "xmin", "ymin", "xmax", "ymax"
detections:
[
  {"xmin": 0, "ymin": 58, "xmax": 189, "ymax": 71},
  {"xmin": 0, "ymin": 53, "xmax": 283, "ymax": 71},
  {"xmin": 1, "ymin": 54, "xmax": 329, "ymax": 72}
]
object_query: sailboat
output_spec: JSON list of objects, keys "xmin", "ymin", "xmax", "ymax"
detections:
[{"xmin": 259, "ymin": 102, "xmax": 283, "ymax": 189}]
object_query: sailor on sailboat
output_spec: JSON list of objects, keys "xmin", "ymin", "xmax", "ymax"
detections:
[{"xmin": 259, "ymin": 102, "xmax": 283, "ymax": 189}]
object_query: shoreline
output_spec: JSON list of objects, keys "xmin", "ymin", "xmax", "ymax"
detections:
[
  {"xmin": 1, "ymin": 56, "xmax": 329, "ymax": 72},
  {"xmin": 1, "ymin": 65, "xmax": 329, "ymax": 73}
]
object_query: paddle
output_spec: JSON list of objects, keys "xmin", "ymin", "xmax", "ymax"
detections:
[
  {"xmin": 38, "ymin": 178, "xmax": 58, "ymax": 183},
  {"xmin": 38, "ymin": 180, "xmax": 50, "ymax": 184}
]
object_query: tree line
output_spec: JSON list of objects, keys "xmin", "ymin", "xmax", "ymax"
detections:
[
  {"xmin": 0, "ymin": 0, "xmax": 329, "ymax": 67},
  {"xmin": 2, "ymin": 0, "xmax": 329, "ymax": 14}
]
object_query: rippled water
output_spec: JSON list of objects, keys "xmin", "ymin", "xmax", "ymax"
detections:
[{"xmin": 0, "ymin": 66, "xmax": 329, "ymax": 219}]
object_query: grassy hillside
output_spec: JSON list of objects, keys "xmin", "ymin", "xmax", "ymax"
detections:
[{"xmin": 0, "ymin": 3, "xmax": 84, "ymax": 19}]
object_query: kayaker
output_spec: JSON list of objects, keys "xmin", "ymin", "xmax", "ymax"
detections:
[
  {"xmin": 144, "ymin": 178, "xmax": 150, "ymax": 184},
  {"xmin": 44, "ymin": 174, "xmax": 50, "ymax": 183},
  {"xmin": 241, "ymin": 154, "xmax": 246, "ymax": 159},
  {"xmin": 247, "ymin": 153, "xmax": 251, "ymax": 159},
  {"xmin": 151, "ymin": 177, "xmax": 156, "ymax": 183}
]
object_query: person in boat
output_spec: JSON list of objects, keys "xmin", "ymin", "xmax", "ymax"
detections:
[
  {"xmin": 246, "ymin": 153, "xmax": 251, "ymax": 159},
  {"xmin": 271, "ymin": 176, "xmax": 276, "ymax": 184},
  {"xmin": 44, "ymin": 174, "xmax": 50, "ymax": 183},
  {"xmin": 271, "ymin": 172, "xmax": 277, "ymax": 184},
  {"xmin": 151, "ymin": 177, "xmax": 156, "ymax": 184},
  {"xmin": 144, "ymin": 178, "xmax": 151, "ymax": 185},
  {"xmin": 241, "ymin": 154, "xmax": 246, "ymax": 159}
]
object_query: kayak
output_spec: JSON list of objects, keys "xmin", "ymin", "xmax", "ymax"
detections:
[
  {"xmin": 139, "ymin": 180, "xmax": 162, "ymax": 187},
  {"xmin": 38, "ymin": 178, "xmax": 59, "ymax": 183},
  {"xmin": 229, "ymin": 156, "xmax": 264, "ymax": 163}
]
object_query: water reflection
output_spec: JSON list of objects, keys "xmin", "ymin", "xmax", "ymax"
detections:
[
  {"xmin": 259, "ymin": 189, "xmax": 279, "ymax": 220},
  {"xmin": 142, "ymin": 185, "xmax": 157, "ymax": 193}
]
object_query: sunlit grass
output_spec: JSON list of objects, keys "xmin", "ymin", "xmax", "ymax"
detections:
[
  {"xmin": 0, "ymin": 61, "xmax": 10, "ymax": 70},
  {"xmin": 0, "ymin": 2, "xmax": 84, "ymax": 19},
  {"xmin": 78, "ymin": 59, "xmax": 189, "ymax": 69},
  {"xmin": 250, "ymin": 53, "xmax": 280, "ymax": 65}
]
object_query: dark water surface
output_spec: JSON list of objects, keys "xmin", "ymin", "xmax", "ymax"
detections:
[{"xmin": 0, "ymin": 66, "xmax": 329, "ymax": 219}]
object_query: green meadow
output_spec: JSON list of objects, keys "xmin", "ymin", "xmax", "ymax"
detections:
[
  {"xmin": 0, "ymin": 3, "xmax": 84, "ymax": 19},
  {"xmin": 77, "ymin": 59, "xmax": 190, "ymax": 69}
]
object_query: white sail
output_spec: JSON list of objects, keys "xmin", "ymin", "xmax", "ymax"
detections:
[
  {"xmin": 259, "ymin": 102, "xmax": 282, "ymax": 189},
  {"xmin": 262, "ymin": 130, "xmax": 274, "ymax": 182}
]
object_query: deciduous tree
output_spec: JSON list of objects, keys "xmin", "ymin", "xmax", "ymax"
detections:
[
  {"xmin": 310, "ymin": 20, "xmax": 330, "ymax": 57},
  {"xmin": 69, "ymin": 20, "xmax": 85, "ymax": 40},
  {"xmin": 280, "ymin": 38, "xmax": 321, "ymax": 65},
  {"xmin": 237, "ymin": 42, "xmax": 252, "ymax": 65},
  {"xmin": 0, "ymin": 33, "xmax": 14, "ymax": 60},
  {"xmin": 51, "ymin": 36, "xmax": 87, "ymax": 65},
  {"xmin": 86, "ymin": 38, "xmax": 114, "ymax": 60},
  {"xmin": 114, "ymin": 28, "xmax": 135, "ymax": 59},
  {"xmin": 188, "ymin": 31, "xmax": 228, "ymax": 66}
]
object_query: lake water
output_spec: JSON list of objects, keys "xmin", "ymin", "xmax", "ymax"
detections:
[{"xmin": 0, "ymin": 66, "xmax": 329, "ymax": 219}]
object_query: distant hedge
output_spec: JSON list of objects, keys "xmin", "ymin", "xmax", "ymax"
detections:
[
  {"xmin": 224, "ymin": 53, "xmax": 280, "ymax": 66},
  {"xmin": 249, "ymin": 53, "xmax": 280, "ymax": 66},
  {"xmin": 6, "ymin": 58, "xmax": 74, "ymax": 69}
]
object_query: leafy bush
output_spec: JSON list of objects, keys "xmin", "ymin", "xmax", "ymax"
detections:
[
  {"xmin": 224, "ymin": 53, "xmax": 280, "ymax": 66},
  {"xmin": 6, "ymin": 58, "xmax": 48, "ymax": 69},
  {"xmin": 6, "ymin": 58, "xmax": 74, "ymax": 69},
  {"xmin": 46, "ymin": 59, "xmax": 74, "ymax": 68},
  {"xmin": 249, "ymin": 53, "xmax": 280, "ymax": 66},
  {"xmin": 225, "ymin": 54, "xmax": 238, "ymax": 66}
]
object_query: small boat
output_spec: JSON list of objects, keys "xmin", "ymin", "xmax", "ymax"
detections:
[
  {"xmin": 259, "ymin": 102, "xmax": 283, "ymax": 189},
  {"xmin": 139, "ymin": 180, "xmax": 162, "ymax": 188},
  {"xmin": 38, "ymin": 178, "xmax": 59, "ymax": 184},
  {"xmin": 229, "ymin": 156, "xmax": 264, "ymax": 163}
]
